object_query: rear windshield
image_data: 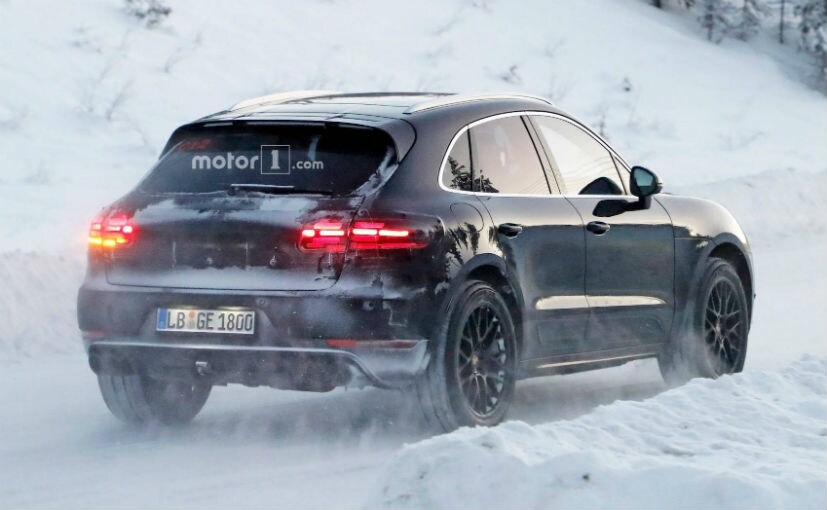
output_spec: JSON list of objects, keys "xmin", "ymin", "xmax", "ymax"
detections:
[{"xmin": 139, "ymin": 124, "xmax": 396, "ymax": 196}]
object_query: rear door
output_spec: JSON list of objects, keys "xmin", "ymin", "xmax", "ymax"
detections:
[
  {"xmin": 102, "ymin": 122, "xmax": 397, "ymax": 291},
  {"xmin": 528, "ymin": 114, "xmax": 674, "ymax": 352},
  {"xmin": 463, "ymin": 114, "xmax": 587, "ymax": 359}
]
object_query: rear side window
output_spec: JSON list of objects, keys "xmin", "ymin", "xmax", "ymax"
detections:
[
  {"xmin": 532, "ymin": 116, "xmax": 624, "ymax": 195},
  {"xmin": 469, "ymin": 116, "xmax": 550, "ymax": 195},
  {"xmin": 140, "ymin": 124, "xmax": 396, "ymax": 196},
  {"xmin": 442, "ymin": 131, "xmax": 473, "ymax": 192}
]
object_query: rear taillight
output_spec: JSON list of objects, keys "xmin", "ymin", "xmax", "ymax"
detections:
[
  {"xmin": 88, "ymin": 214, "xmax": 136, "ymax": 248},
  {"xmin": 299, "ymin": 220, "xmax": 348, "ymax": 252},
  {"xmin": 349, "ymin": 221, "xmax": 427, "ymax": 250},
  {"xmin": 299, "ymin": 219, "xmax": 430, "ymax": 252}
]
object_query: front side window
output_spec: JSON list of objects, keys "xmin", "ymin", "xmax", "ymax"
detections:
[
  {"xmin": 468, "ymin": 116, "xmax": 550, "ymax": 195},
  {"xmin": 533, "ymin": 116, "xmax": 624, "ymax": 195},
  {"xmin": 441, "ymin": 131, "xmax": 473, "ymax": 192}
]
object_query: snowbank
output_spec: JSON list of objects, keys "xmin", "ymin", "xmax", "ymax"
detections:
[
  {"xmin": 0, "ymin": 252, "xmax": 84, "ymax": 362},
  {"xmin": 368, "ymin": 357, "xmax": 827, "ymax": 510}
]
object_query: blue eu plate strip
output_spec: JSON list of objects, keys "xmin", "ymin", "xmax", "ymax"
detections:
[{"xmin": 157, "ymin": 308, "xmax": 167, "ymax": 329}]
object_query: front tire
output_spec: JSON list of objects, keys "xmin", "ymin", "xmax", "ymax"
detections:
[
  {"xmin": 416, "ymin": 280, "xmax": 518, "ymax": 431},
  {"xmin": 659, "ymin": 258, "xmax": 749, "ymax": 384},
  {"xmin": 97, "ymin": 374, "xmax": 211, "ymax": 425}
]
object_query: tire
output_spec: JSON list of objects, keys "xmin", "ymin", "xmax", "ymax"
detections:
[
  {"xmin": 416, "ymin": 280, "xmax": 518, "ymax": 431},
  {"xmin": 659, "ymin": 258, "xmax": 749, "ymax": 384},
  {"xmin": 97, "ymin": 374, "xmax": 211, "ymax": 425}
]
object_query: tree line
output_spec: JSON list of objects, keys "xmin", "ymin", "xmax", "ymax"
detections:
[{"xmin": 651, "ymin": 0, "xmax": 826, "ymax": 88}]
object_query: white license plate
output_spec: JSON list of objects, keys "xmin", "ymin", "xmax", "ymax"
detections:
[{"xmin": 156, "ymin": 308, "xmax": 255, "ymax": 335}]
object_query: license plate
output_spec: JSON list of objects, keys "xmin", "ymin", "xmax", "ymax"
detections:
[{"xmin": 156, "ymin": 308, "xmax": 255, "ymax": 335}]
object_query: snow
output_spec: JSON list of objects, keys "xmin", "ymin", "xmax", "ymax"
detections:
[
  {"xmin": 0, "ymin": 355, "xmax": 665, "ymax": 509},
  {"xmin": 1, "ymin": 0, "xmax": 825, "ymax": 253},
  {"xmin": 0, "ymin": 252, "xmax": 84, "ymax": 361},
  {"xmin": 0, "ymin": 0, "xmax": 825, "ymax": 508},
  {"xmin": 368, "ymin": 357, "xmax": 827, "ymax": 510},
  {"xmin": 2, "ymin": 354, "xmax": 822, "ymax": 509}
]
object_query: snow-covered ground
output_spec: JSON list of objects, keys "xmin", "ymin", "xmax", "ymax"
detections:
[
  {"xmin": 370, "ymin": 357, "xmax": 827, "ymax": 510},
  {"xmin": 0, "ymin": 0, "xmax": 825, "ymax": 508},
  {"xmin": 1, "ymin": 355, "xmax": 668, "ymax": 509}
]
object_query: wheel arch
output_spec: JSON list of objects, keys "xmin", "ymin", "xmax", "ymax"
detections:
[
  {"xmin": 708, "ymin": 241, "xmax": 753, "ymax": 320},
  {"xmin": 466, "ymin": 265, "xmax": 523, "ymax": 352},
  {"xmin": 670, "ymin": 233, "xmax": 754, "ymax": 348},
  {"xmin": 439, "ymin": 254, "xmax": 525, "ymax": 359},
  {"xmin": 661, "ymin": 238, "xmax": 753, "ymax": 381}
]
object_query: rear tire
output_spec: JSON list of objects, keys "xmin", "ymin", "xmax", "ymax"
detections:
[
  {"xmin": 659, "ymin": 258, "xmax": 749, "ymax": 384},
  {"xmin": 97, "ymin": 374, "xmax": 211, "ymax": 425},
  {"xmin": 416, "ymin": 280, "xmax": 518, "ymax": 431}
]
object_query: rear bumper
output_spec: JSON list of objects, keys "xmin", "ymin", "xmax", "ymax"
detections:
[
  {"xmin": 78, "ymin": 280, "xmax": 430, "ymax": 343},
  {"xmin": 78, "ymin": 269, "xmax": 437, "ymax": 390},
  {"xmin": 87, "ymin": 338, "xmax": 429, "ymax": 390}
]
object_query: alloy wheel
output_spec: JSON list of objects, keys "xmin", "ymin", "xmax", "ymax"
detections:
[
  {"xmin": 704, "ymin": 279, "xmax": 744, "ymax": 375},
  {"xmin": 456, "ymin": 304, "xmax": 510, "ymax": 417}
]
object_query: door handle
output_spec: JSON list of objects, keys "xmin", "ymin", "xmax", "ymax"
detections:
[
  {"xmin": 586, "ymin": 221, "xmax": 611, "ymax": 235},
  {"xmin": 497, "ymin": 223, "xmax": 524, "ymax": 237}
]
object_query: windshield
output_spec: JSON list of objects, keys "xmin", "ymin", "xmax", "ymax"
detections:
[{"xmin": 139, "ymin": 124, "xmax": 396, "ymax": 196}]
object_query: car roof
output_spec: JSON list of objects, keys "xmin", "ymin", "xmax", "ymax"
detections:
[
  {"xmin": 199, "ymin": 91, "xmax": 560, "ymax": 122},
  {"xmin": 181, "ymin": 91, "xmax": 566, "ymax": 161}
]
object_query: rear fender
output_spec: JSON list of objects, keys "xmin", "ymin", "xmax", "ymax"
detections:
[{"xmin": 431, "ymin": 254, "xmax": 525, "ymax": 357}]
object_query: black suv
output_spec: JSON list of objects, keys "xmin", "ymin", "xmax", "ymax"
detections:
[{"xmin": 78, "ymin": 92, "xmax": 753, "ymax": 429}]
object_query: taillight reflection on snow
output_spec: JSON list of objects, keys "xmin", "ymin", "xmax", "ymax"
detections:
[{"xmin": 88, "ymin": 214, "xmax": 136, "ymax": 248}]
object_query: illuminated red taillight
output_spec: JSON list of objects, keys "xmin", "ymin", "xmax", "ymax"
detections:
[
  {"xmin": 299, "ymin": 219, "xmax": 429, "ymax": 252},
  {"xmin": 299, "ymin": 220, "xmax": 348, "ymax": 252},
  {"xmin": 349, "ymin": 221, "xmax": 425, "ymax": 250},
  {"xmin": 88, "ymin": 214, "xmax": 136, "ymax": 248}
]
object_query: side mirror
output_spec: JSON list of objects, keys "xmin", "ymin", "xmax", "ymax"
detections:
[{"xmin": 630, "ymin": 166, "xmax": 662, "ymax": 209}]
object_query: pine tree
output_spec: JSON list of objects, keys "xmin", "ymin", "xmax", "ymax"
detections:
[
  {"xmin": 650, "ymin": 0, "xmax": 695, "ymax": 8},
  {"xmin": 735, "ymin": 0, "xmax": 771, "ymax": 40},
  {"xmin": 796, "ymin": 0, "xmax": 827, "ymax": 84},
  {"xmin": 698, "ymin": 0, "xmax": 739, "ymax": 42}
]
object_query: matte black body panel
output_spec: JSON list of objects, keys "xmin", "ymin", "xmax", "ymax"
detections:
[
  {"xmin": 78, "ymin": 93, "xmax": 754, "ymax": 389},
  {"xmin": 477, "ymin": 195, "xmax": 587, "ymax": 358},
  {"xmin": 566, "ymin": 196, "xmax": 675, "ymax": 350},
  {"xmin": 654, "ymin": 194, "xmax": 753, "ymax": 342}
]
